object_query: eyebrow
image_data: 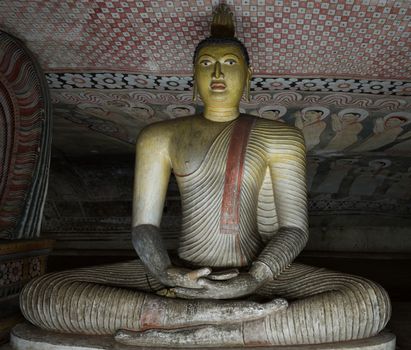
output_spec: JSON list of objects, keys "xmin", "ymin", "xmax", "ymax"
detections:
[{"xmin": 197, "ymin": 53, "xmax": 241, "ymax": 60}]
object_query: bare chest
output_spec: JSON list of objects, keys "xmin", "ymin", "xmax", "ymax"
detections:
[{"xmin": 170, "ymin": 122, "xmax": 229, "ymax": 176}]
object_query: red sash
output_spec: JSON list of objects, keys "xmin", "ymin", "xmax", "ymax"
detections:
[{"xmin": 220, "ymin": 117, "xmax": 255, "ymax": 234}]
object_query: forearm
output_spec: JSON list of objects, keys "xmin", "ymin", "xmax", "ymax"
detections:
[
  {"xmin": 132, "ymin": 224, "xmax": 171, "ymax": 284},
  {"xmin": 254, "ymin": 226, "xmax": 308, "ymax": 278}
]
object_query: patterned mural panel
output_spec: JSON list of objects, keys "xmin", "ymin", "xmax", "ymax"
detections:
[
  {"xmin": 0, "ymin": 31, "xmax": 52, "ymax": 239},
  {"xmin": 50, "ymin": 89, "xmax": 411, "ymax": 155},
  {"xmin": 0, "ymin": 1, "xmax": 410, "ymax": 79}
]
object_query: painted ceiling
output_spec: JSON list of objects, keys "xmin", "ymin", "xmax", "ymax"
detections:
[{"xmin": 1, "ymin": 0, "xmax": 411, "ymax": 242}]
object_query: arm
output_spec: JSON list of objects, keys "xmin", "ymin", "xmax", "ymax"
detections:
[
  {"xmin": 132, "ymin": 125, "xmax": 210, "ymax": 287},
  {"xmin": 132, "ymin": 125, "xmax": 172, "ymax": 284},
  {"xmin": 255, "ymin": 127, "xmax": 308, "ymax": 278}
]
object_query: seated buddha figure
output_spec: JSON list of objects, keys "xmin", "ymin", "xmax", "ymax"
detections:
[{"xmin": 20, "ymin": 6, "xmax": 391, "ymax": 348}]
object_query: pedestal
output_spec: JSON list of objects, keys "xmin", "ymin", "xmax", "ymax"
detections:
[
  {"xmin": 0, "ymin": 240, "xmax": 53, "ymax": 344},
  {"xmin": 10, "ymin": 323, "xmax": 395, "ymax": 350}
]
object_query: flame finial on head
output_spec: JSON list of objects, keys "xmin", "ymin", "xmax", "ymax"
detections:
[
  {"xmin": 210, "ymin": 4, "xmax": 235, "ymax": 38},
  {"xmin": 193, "ymin": 4, "xmax": 250, "ymax": 66}
]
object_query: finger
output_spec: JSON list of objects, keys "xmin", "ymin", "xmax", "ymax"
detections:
[
  {"xmin": 171, "ymin": 287, "xmax": 205, "ymax": 299},
  {"xmin": 156, "ymin": 288, "xmax": 177, "ymax": 298},
  {"xmin": 186, "ymin": 267, "xmax": 212, "ymax": 281},
  {"xmin": 197, "ymin": 278, "xmax": 215, "ymax": 288},
  {"xmin": 207, "ymin": 269, "xmax": 239, "ymax": 281},
  {"xmin": 266, "ymin": 298, "xmax": 288, "ymax": 312}
]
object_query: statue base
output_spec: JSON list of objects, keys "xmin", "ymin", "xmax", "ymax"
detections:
[
  {"xmin": 10, "ymin": 323, "xmax": 395, "ymax": 350},
  {"xmin": 0, "ymin": 240, "xmax": 54, "ymax": 344}
]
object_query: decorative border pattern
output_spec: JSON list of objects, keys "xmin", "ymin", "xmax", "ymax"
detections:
[
  {"xmin": 0, "ymin": 31, "xmax": 52, "ymax": 239},
  {"xmin": 46, "ymin": 73, "xmax": 411, "ymax": 96}
]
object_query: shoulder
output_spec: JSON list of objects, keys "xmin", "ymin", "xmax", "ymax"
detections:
[
  {"xmin": 251, "ymin": 116, "xmax": 305, "ymax": 151},
  {"xmin": 136, "ymin": 116, "xmax": 197, "ymax": 148}
]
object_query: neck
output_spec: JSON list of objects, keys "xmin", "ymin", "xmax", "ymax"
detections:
[{"xmin": 203, "ymin": 105, "xmax": 240, "ymax": 122}]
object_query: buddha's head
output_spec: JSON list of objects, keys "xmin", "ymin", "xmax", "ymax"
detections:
[
  {"xmin": 384, "ymin": 116, "xmax": 407, "ymax": 128},
  {"xmin": 303, "ymin": 110, "xmax": 323, "ymax": 123},
  {"xmin": 192, "ymin": 5, "xmax": 252, "ymax": 110},
  {"xmin": 338, "ymin": 108, "xmax": 368, "ymax": 124},
  {"xmin": 342, "ymin": 113, "xmax": 360, "ymax": 122},
  {"xmin": 301, "ymin": 106, "xmax": 330, "ymax": 123},
  {"xmin": 193, "ymin": 41, "xmax": 251, "ymax": 109}
]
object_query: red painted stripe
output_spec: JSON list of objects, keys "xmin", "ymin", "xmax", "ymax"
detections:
[{"xmin": 220, "ymin": 116, "xmax": 255, "ymax": 235}]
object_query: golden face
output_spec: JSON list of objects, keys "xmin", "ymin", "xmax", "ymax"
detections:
[{"xmin": 194, "ymin": 43, "xmax": 251, "ymax": 108}]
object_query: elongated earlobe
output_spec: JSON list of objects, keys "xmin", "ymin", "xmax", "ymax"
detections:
[
  {"xmin": 246, "ymin": 78, "xmax": 251, "ymax": 102},
  {"xmin": 192, "ymin": 79, "xmax": 198, "ymax": 102},
  {"xmin": 246, "ymin": 67, "xmax": 252, "ymax": 102}
]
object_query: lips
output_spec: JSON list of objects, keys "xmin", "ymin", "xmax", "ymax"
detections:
[{"xmin": 210, "ymin": 81, "xmax": 226, "ymax": 91}]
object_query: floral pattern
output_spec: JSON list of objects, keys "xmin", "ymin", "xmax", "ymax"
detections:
[
  {"xmin": 0, "ymin": 260, "xmax": 23, "ymax": 285},
  {"xmin": 45, "ymin": 73, "xmax": 411, "ymax": 96},
  {"xmin": 92, "ymin": 73, "xmax": 126, "ymax": 89},
  {"xmin": 360, "ymin": 80, "xmax": 393, "ymax": 95},
  {"xmin": 294, "ymin": 78, "xmax": 328, "ymax": 91},
  {"xmin": 0, "ymin": 255, "xmax": 47, "ymax": 302},
  {"xmin": 253, "ymin": 77, "xmax": 297, "ymax": 91},
  {"xmin": 157, "ymin": 76, "xmax": 192, "ymax": 91},
  {"xmin": 8, "ymin": 261, "xmax": 23, "ymax": 282},
  {"xmin": 124, "ymin": 74, "xmax": 157, "ymax": 89},
  {"xmin": 393, "ymin": 82, "xmax": 411, "ymax": 96},
  {"xmin": 327, "ymin": 79, "xmax": 361, "ymax": 92},
  {"xmin": 29, "ymin": 257, "xmax": 41, "ymax": 278},
  {"xmin": 61, "ymin": 73, "xmax": 94, "ymax": 89},
  {"xmin": 46, "ymin": 73, "xmax": 63, "ymax": 89}
]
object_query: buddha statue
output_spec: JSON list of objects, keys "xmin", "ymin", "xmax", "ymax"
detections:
[{"xmin": 19, "ymin": 5, "xmax": 392, "ymax": 348}]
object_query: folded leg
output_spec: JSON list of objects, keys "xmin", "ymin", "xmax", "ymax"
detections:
[{"xmin": 20, "ymin": 260, "xmax": 286, "ymax": 335}]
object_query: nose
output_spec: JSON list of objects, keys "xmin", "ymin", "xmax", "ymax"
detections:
[{"xmin": 213, "ymin": 61, "xmax": 224, "ymax": 79}]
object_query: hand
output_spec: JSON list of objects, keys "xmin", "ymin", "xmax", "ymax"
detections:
[
  {"xmin": 171, "ymin": 262, "xmax": 273, "ymax": 299},
  {"xmin": 163, "ymin": 266, "xmax": 212, "ymax": 289},
  {"xmin": 172, "ymin": 273, "xmax": 261, "ymax": 299}
]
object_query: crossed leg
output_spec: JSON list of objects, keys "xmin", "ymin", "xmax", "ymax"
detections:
[
  {"xmin": 20, "ymin": 260, "xmax": 391, "ymax": 347},
  {"xmin": 113, "ymin": 263, "xmax": 391, "ymax": 347},
  {"xmin": 20, "ymin": 260, "xmax": 285, "ymax": 336}
]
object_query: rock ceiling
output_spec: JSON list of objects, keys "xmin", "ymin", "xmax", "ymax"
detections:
[{"xmin": 1, "ymin": 0, "xmax": 411, "ymax": 232}]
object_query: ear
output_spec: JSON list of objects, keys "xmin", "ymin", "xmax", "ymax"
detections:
[
  {"xmin": 192, "ymin": 68, "xmax": 197, "ymax": 102},
  {"xmin": 247, "ymin": 66, "xmax": 253, "ymax": 81},
  {"xmin": 245, "ymin": 66, "xmax": 253, "ymax": 102}
]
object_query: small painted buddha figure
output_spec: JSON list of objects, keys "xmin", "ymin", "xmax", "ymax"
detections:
[{"xmin": 20, "ymin": 5, "xmax": 391, "ymax": 348}]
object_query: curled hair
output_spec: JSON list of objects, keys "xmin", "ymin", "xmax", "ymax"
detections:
[{"xmin": 193, "ymin": 37, "xmax": 250, "ymax": 66}]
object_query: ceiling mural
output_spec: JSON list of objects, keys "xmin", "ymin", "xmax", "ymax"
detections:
[
  {"xmin": 0, "ymin": 0, "xmax": 410, "ymax": 78},
  {"xmin": 1, "ymin": 0, "xmax": 411, "ymax": 244}
]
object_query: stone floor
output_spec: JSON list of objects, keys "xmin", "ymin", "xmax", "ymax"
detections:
[{"xmin": 0, "ymin": 302, "xmax": 409, "ymax": 350}]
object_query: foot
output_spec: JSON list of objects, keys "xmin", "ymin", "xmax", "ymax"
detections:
[
  {"xmin": 167, "ymin": 297, "xmax": 287, "ymax": 328},
  {"xmin": 115, "ymin": 324, "xmax": 244, "ymax": 347}
]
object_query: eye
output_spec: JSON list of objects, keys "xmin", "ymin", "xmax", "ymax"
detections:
[
  {"xmin": 224, "ymin": 59, "xmax": 237, "ymax": 65},
  {"xmin": 200, "ymin": 60, "xmax": 212, "ymax": 67}
]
